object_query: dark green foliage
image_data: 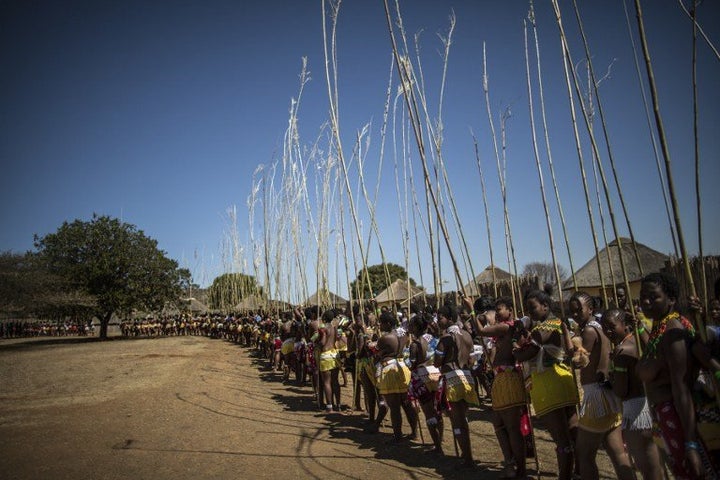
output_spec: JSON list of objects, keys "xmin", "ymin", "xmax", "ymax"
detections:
[
  {"xmin": 33, "ymin": 214, "xmax": 190, "ymax": 338},
  {"xmin": 207, "ymin": 273, "xmax": 262, "ymax": 311},
  {"xmin": 0, "ymin": 250, "xmax": 95, "ymax": 319},
  {"xmin": 349, "ymin": 263, "xmax": 416, "ymax": 299}
]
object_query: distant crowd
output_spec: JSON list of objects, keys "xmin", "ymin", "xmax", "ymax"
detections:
[{"xmin": 0, "ymin": 320, "xmax": 94, "ymax": 338}]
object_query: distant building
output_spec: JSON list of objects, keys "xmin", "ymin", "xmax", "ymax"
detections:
[
  {"xmin": 374, "ymin": 279, "xmax": 425, "ymax": 308},
  {"xmin": 462, "ymin": 265, "xmax": 515, "ymax": 297},
  {"xmin": 562, "ymin": 237, "xmax": 669, "ymax": 301}
]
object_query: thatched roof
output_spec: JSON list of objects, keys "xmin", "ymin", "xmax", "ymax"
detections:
[
  {"xmin": 233, "ymin": 294, "xmax": 267, "ymax": 312},
  {"xmin": 463, "ymin": 265, "xmax": 514, "ymax": 296},
  {"xmin": 374, "ymin": 279, "xmax": 425, "ymax": 305},
  {"xmin": 183, "ymin": 297, "xmax": 208, "ymax": 314},
  {"xmin": 304, "ymin": 290, "xmax": 346, "ymax": 307},
  {"xmin": 267, "ymin": 299, "xmax": 294, "ymax": 311},
  {"xmin": 562, "ymin": 238, "xmax": 669, "ymax": 290}
]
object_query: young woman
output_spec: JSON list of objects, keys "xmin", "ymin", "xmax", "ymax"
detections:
[
  {"xmin": 637, "ymin": 272, "xmax": 715, "ymax": 479},
  {"xmin": 407, "ymin": 313, "xmax": 443, "ymax": 454},
  {"xmin": 435, "ymin": 303, "xmax": 479, "ymax": 468},
  {"xmin": 601, "ymin": 308, "xmax": 663, "ymax": 479},
  {"xmin": 471, "ymin": 295, "xmax": 529, "ymax": 479},
  {"xmin": 569, "ymin": 292, "xmax": 634, "ymax": 480},
  {"xmin": 513, "ymin": 289, "xmax": 578, "ymax": 480},
  {"xmin": 372, "ymin": 312, "xmax": 418, "ymax": 443}
]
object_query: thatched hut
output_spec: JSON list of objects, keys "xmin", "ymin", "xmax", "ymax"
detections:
[
  {"xmin": 562, "ymin": 237, "xmax": 669, "ymax": 300},
  {"xmin": 303, "ymin": 290, "xmax": 347, "ymax": 308},
  {"xmin": 184, "ymin": 297, "xmax": 208, "ymax": 314},
  {"xmin": 233, "ymin": 294, "xmax": 267, "ymax": 313},
  {"xmin": 374, "ymin": 279, "xmax": 425, "ymax": 308},
  {"xmin": 462, "ymin": 265, "xmax": 515, "ymax": 297}
]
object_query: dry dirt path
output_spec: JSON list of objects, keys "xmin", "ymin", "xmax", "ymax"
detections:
[{"xmin": 0, "ymin": 335, "xmax": 617, "ymax": 479}]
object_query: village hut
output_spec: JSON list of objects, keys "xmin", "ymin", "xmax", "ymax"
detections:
[
  {"xmin": 184, "ymin": 297, "xmax": 208, "ymax": 314},
  {"xmin": 233, "ymin": 294, "xmax": 267, "ymax": 313},
  {"xmin": 267, "ymin": 299, "xmax": 295, "ymax": 312},
  {"xmin": 374, "ymin": 279, "xmax": 425, "ymax": 308},
  {"xmin": 304, "ymin": 290, "xmax": 347, "ymax": 308},
  {"xmin": 462, "ymin": 265, "xmax": 515, "ymax": 297},
  {"xmin": 562, "ymin": 237, "xmax": 669, "ymax": 301}
]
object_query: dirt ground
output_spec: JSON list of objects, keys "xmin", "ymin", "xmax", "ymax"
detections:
[{"xmin": 0, "ymin": 334, "xmax": 618, "ymax": 480}]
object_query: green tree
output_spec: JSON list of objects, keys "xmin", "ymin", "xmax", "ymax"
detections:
[
  {"xmin": 349, "ymin": 263, "xmax": 416, "ymax": 299},
  {"xmin": 522, "ymin": 261, "xmax": 568, "ymax": 287},
  {"xmin": 0, "ymin": 250, "xmax": 95, "ymax": 319},
  {"xmin": 34, "ymin": 215, "xmax": 190, "ymax": 338},
  {"xmin": 207, "ymin": 273, "xmax": 262, "ymax": 311}
]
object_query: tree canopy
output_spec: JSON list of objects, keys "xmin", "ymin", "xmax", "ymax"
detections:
[
  {"xmin": 0, "ymin": 250, "xmax": 95, "ymax": 319},
  {"xmin": 349, "ymin": 263, "xmax": 416, "ymax": 299},
  {"xmin": 207, "ymin": 272, "xmax": 262, "ymax": 311},
  {"xmin": 34, "ymin": 215, "xmax": 190, "ymax": 338},
  {"xmin": 522, "ymin": 261, "xmax": 568, "ymax": 287}
]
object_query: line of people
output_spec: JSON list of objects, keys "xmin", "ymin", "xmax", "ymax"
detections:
[
  {"xmin": 0, "ymin": 320, "xmax": 93, "ymax": 338},
  {"xmin": 243, "ymin": 272, "xmax": 720, "ymax": 480}
]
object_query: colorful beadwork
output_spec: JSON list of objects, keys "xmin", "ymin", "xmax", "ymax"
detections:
[{"xmin": 643, "ymin": 312, "xmax": 695, "ymax": 360}]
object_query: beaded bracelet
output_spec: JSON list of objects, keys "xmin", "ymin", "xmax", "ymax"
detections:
[
  {"xmin": 470, "ymin": 310, "xmax": 476, "ymax": 316},
  {"xmin": 685, "ymin": 441, "xmax": 700, "ymax": 451},
  {"xmin": 636, "ymin": 325, "xmax": 646, "ymax": 335}
]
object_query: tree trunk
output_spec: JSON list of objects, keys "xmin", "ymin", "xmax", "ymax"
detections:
[{"xmin": 99, "ymin": 312, "xmax": 112, "ymax": 339}]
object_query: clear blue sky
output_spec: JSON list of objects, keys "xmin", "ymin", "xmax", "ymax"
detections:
[{"xmin": 2, "ymin": 1, "xmax": 719, "ymax": 299}]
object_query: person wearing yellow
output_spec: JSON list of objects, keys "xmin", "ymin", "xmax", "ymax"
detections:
[
  {"xmin": 318, "ymin": 309, "xmax": 341, "ymax": 412},
  {"xmin": 372, "ymin": 311, "xmax": 417, "ymax": 443},
  {"xmin": 569, "ymin": 291, "xmax": 634, "ymax": 480},
  {"xmin": 513, "ymin": 289, "xmax": 578, "ymax": 480},
  {"xmin": 467, "ymin": 295, "xmax": 529, "ymax": 479},
  {"xmin": 435, "ymin": 303, "xmax": 479, "ymax": 469}
]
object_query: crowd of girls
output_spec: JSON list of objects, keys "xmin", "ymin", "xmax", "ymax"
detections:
[{"xmin": 250, "ymin": 272, "xmax": 719, "ymax": 479}]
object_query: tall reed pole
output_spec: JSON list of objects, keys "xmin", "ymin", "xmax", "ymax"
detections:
[
  {"xmin": 584, "ymin": 63, "xmax": 614, "ymax": 308},
  {"xmin": 483, "ymin": 44, "xmax": 520, "ymax": 309},
  {"xmin": 471, "ymin": 130, "xmax": 498, "ymax": 298},
  {"xmin": 355, "ymin": 125, "xmax": 397, "ymax": 306},
  {"xmin": 404, "ymin": 30, "xmax": 439, "ymax": 302},
  {"xmin": 552, "ymin": 0, "xmax": 637, "ymax": 319},
  {"xmin": 383, "ymin": 0, "xmax": 467, "ymax": 294},
  {"xmin": 622, "ymin": 0, "xmax": 679, "ymax": 258},
  {"xmin": 529, "ymin": 2, "xmax": 577, "ymax": 291},
  {"xmin": 524, "ymin": 18, "xmax": 566, "ymax": 317},
  {"xmin": 676, "ymin": 0, "xmax": 720, "ymax": 61},
  {"xmin": 405, "ymin": 118, "xmax": 431, "ymax": 304},
  {"xmin": 633, "ymin": 0, "xmax": 709, "ymax": 344},
  {"xmin": 262, "ymin": 167, "xmax": 272, "ymax": 309},
  {"xmin": 572, "ymin": 0, "xmax": 645, "ymax": 280},
  {"xmin": 322, "ymin": 0, "xmax": 374, "ymax": 301},
  {"xmin": 248, "ymin": 166, "xmax": 263, "ymax": 299},
  {"xmin": 411, "ymin": 16, "xmax": 478, "ymax": 293},
  {"xmin": 690, "ymin": 1, "xmax": 709, "ymax": 314},
  {"xmin": 555, "ymin": 14, "xmax": 607, "ymax": 317}
]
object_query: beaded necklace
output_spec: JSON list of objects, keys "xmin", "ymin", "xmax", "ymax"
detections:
[
  {"xmin": 532, "ymin": 316, "xmax": 563, "ymax": 334},
  {"xmin": 643, "ymin": 311, "xmax": 695, "ymax": 360}
]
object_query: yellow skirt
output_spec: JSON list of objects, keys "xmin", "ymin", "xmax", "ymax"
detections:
[
  {"xmin": 444, "ymin": 369, "xmax": 479, "ymax": 405},
  {"xmin": 280, "ymin": 339, "xmax": 295, "ymax": 355},
  {"xmin": 528, "ymin": 363, "xmax": 579, "ymax": 417},
  {"xmin": 491, "ymin": 369, "xmax": 527, "ymax": 411},
  {"xmin": 376, "ymin": 359, "xmax": 411, "ymax": 395},
  {"xmin": 319, "ymin": 348, "xmax": 340, "ymax": 372}
]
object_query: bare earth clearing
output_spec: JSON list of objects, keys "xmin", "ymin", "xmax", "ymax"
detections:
[{"xmin": 0, "ymin": 335, "xmax": 616, "ymax": 479}]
